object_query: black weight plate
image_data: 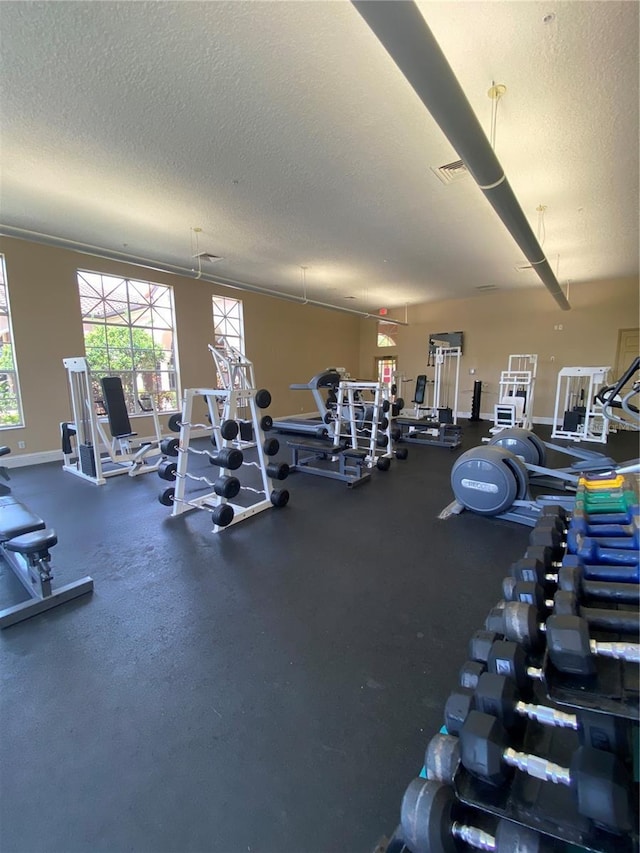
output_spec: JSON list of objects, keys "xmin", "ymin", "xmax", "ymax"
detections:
[
  {"xmin": 158, "ymin": 487, "xmax": 175, "ymax": 507},
  {"xmin": 167, "ymin": 413, "xmax": 182, "ymax": 433},
  {"xmin": 255, "ymin": 389, "xmax": 272, "ymax": 409},
  {"xmin": 212, "ymin": 503, "xmax": 234, "ymax": 528}
]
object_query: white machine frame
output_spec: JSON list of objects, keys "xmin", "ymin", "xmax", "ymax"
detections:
[
  {"xmin": 167, "ymin": 348, "xmax": 281, "ymax": 533},
  {"xmin": 62, "ymin": 356, "xmax": 166, "ymax": 485},
  {"xmin": 208, "ymin": 342, "xmax": 257, "ymax": 448},
  {"xmin": 491, "ymin": 353, "xmax": 538, "ymax": 433},
  {"xmin": 331, "ymin": 380, "xmax": 392, "ymax": 464},
  {"xmin": 552, "ymin": 365, "xmax": 611, "ymax": 444}
]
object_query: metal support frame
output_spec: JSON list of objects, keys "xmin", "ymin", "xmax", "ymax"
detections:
[
  {"xmin": 432, "ymin": 345, "xmax": 461, "ymax": 425},
  {"xmin": 393, "ymin": 346, "xmax": 462, "ymax": 449},
  {"xmin": 552, "ymin": 366, "xmax": 611, "ymax": 444},
  {"xmin": 332, "ymin": 380, "xmax": 391, "ymax": 464},
  {"xmin": 169, "ymin": 348, "xmax": 277, "ymax": 532},
  {"xmin": 62, "ymin": 356, "xmax": 166, "ymax": 485},
  {"xmin": 491, "ymin": 354, "xmax": 538, "ymax": 433},
  {"xmin": 0, "ymin": 513, "xmax": 93, "ymax": 628}
]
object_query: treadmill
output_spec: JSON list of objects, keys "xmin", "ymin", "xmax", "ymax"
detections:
[{"xmin": 272, "ymin": 369, "xmax": 341, "ymax": 437}]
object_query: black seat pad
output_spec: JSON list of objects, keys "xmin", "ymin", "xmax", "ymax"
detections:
[
  {"xmin": 288, "ymin": 439, "xmax": 340, "ymax": 453},
  {"xmin": 0, "ymin": 501, "xmax": 46, "ymax": 541},
  {"xmin": 5, "ymin": 527, "xmax": 58, "ymax": 554},
  {"xmin": 342, "ymin": 449, "xmax": 367, "ymax": 460}
]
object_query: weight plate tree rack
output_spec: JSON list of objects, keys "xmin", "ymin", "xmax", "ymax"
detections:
[
  {"xmin": 552, "ymin": 366, "xmax": 612, "ymax": 445},
  {"xmin": 61, "ymin": 356, "xmax": 168, "ymax": 486}
]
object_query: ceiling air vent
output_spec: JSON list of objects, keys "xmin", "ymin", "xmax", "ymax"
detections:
[
  {"xmin": 476, "ymin": 284, "xmax": 498, "ymax": 292},
  {"xmin": 431, "ymin": 159, "xmax": 469, "ymax": 185}
]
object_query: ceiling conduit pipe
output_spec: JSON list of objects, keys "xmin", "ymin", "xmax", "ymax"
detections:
[
  {"xmin": 0, "ymin": 224, "xmax": 409, "ymax": 325},
  {"xmin": 352, "ymin": 0, "xmax": 571, "ymax": 311}
]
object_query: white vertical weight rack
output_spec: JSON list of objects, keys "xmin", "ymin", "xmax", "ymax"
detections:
[
  {"xmin": 552, "ymin": 366, "xmax": 611, "ymax": 444},
  {"xmin": 331, "ymin": 380, "xmax": 391, "ymax": 464},
  {"xmin": 432, "ymin": 346, "xmax": 461, "ymax": 424},
  {"xmin": 491, "ymin": 354, "xmax": 538, "ymax": 433}
]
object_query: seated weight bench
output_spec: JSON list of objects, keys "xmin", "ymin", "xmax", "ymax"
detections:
[
  {"xmin": 0, "ymin": 496, "xmax": 93, "ymax": 628},
  {"xmin": 287, "ymin": 438, "xmax": 371, "ymax": 488}
]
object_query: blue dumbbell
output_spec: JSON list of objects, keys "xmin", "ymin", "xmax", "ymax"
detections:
[
  {"xmin": 566, "ymin": 531, "xmax": 640, "ymax": 566},
  {"xmin": 570, "ymin": 516, "xmax": 639, "ymax": 539}
]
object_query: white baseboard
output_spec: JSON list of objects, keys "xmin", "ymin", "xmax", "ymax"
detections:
[
  {"xmin": 2, "ymin": 429, "xmax": 212, "ymax": 469},
  {"xmin": 4, "ymin": 449, "xmax": 63, "ymax": 468}
]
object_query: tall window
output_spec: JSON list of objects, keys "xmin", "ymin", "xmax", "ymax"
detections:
[
  {"xmin": 78, "ymin": 270, "xmax": 179, "ymax": 413},
  {"xmin": 0, "ymin": 256, "xmax": 24, "ymax": 427},
  {"xmin": 377, "ymin": 322, "xmax": 397, "ymax": 348},
  {"xmin": 212, "ymin": 296, "xmax": 244, "ymax": 353}
]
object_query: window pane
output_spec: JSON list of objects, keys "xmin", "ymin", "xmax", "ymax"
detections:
[
  {"xmin": 77, "ymin": 271, "xmax": 180, "ymax": 415},
  {"xmin": 0, "ymin": 257, "xmax": 24, "ymax": 428}
]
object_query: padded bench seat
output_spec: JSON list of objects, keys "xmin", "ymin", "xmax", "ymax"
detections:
[
  {"xmin": 341, "ymin": 448, "xmax": 368, "ymax": 460},
  {"xmin": 287, "ymin": 439, "xmax": 344, "ymax": 454},
  {"xmin": 6, "ymin": 528, "xmax": 58, "ymax": 556},
  {"xmin": 0, "ymin": 500, "xmax": 46, "ymax": 543}
]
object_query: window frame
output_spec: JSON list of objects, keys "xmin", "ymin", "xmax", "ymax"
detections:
[
  {"xmin": 0, "ymin": 255, "xmax": 25, "ymax": 429},
  {"xmin": 212, "ymin": 295, "xmax": 245, "ymax": 355},
  {"xmin": 77, "ymin": 269, "xmax": 181, "ymax": 415}
]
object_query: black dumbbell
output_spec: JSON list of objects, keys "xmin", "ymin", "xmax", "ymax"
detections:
[
  {"xmin": 450, "ymin": 670, "xmax": 630, "ymax": 755},
  {"xmin": 546, "ymin": 614, "xmax": 640, "ymax": 676},
  {"xmin": 401, "ymin": 777, "xmax": 549, "ymax": 853},
  {"xmin": 512, "ymin": 558, "xmax": 640, "ymax": 604},
  {"xmin": 468, "ymin": 635, "xmax": 543, "ymax": 692},
  {"xmin": 552, "ymin": 590, "xmax": 639, "ymax": 635},
  {"xmin": 424, "ymin": 732, "xmax": 461, "ymax": 785},
  {"xmin": 484, "ymin": 602, "xmax": 545, "ymax": 651},
  {"xmin": 459, "ymin": 710, "xmax": 632, "ymax": 831},
  {"xmin": 503, "ymin": 579, "xmax": 640, "ymax": 634},
  {"xmin": 558, "ymin": 565, "xmax": 640, "ymax": 604},
  {"xmin": 496, "ymin": 587, "xmax": 640, "ymax": 640}
]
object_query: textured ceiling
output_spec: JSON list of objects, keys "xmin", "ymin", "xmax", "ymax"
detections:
[{"xmin": 1, "ymin": 1, "xmax": 638, "ymax": 312}]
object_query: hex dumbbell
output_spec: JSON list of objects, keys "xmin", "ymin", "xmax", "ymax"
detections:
[
  {"xmin": 530, "ymin": 525, "xmax": 639, "ymax": 566},
  {"xmin": 523, "ymin": 549, "xmax": 640, "ymax": 585},
  {"xmin": 400, "ymin": 777, "xmax": 549, "ymax": 853},
  {"xmin": 459, "ymin": 710, "xmax": 632, "ymax": 831},
  {"xmin": 443, "ymin": 670, "xmax": 629, "ymax": 755},
  {"xmin": 546, "ymin": 613, "xmax": 640, "ymax": 675},
  {"xmin": 503, "ymin": 580, "xmax": 640, "ymax": 633}
]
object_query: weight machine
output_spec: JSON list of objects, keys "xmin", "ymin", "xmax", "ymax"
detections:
[
  {"xmin": 61, "ymin": 357, "xmax": 167, "ymax": 485},
  {"xmin": 208, "ymin": 342, "xmax": 257, "ymax": 448},
  {"xmin": 158, "ymin": 348, "xmax": 289, "ymax": 532},
  {"xmin": 552, "ymin": 366, "xmax": 611, "ymax": 444},
  {"xmin": 393, "ymin": 346, "xmax": 462, "ymax": 448},
  {"xmin": 490, "ymin": 353, "xmax": 538, "ymax": 433}
]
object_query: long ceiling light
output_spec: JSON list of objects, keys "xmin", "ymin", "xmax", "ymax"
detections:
[
  {"xmin": 352, "ymin": 0, "xmax": 571, "ymax": 311},
  {"xmin": 0, "ymin": 225, "xmax": 409, "ymax": 325}
]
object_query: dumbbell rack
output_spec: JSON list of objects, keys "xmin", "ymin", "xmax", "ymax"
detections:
[
  {"xmin": 377, "ymin": 473, "xmax": 639, "ymax": 853},
  {"xmin": 454, "ymin": 722, "xmax": 635, "ymax": 853}
]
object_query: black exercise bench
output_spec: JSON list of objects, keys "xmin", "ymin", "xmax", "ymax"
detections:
[
  {"xmin": 0, "ymin": 495, "xmax": 93, "ymax": 628},
  {"xmin": 287, "ymin": 438, "xmax": 371, "ymax": 488}
]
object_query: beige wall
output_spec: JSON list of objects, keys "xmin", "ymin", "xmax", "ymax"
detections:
[
  {"xmin": 358, "ymin": 277, "xmax": 639, "ymax": 420},
  {"xmin": 0, "ymin": 236, "xmax": 361, "ymax": 457}
]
